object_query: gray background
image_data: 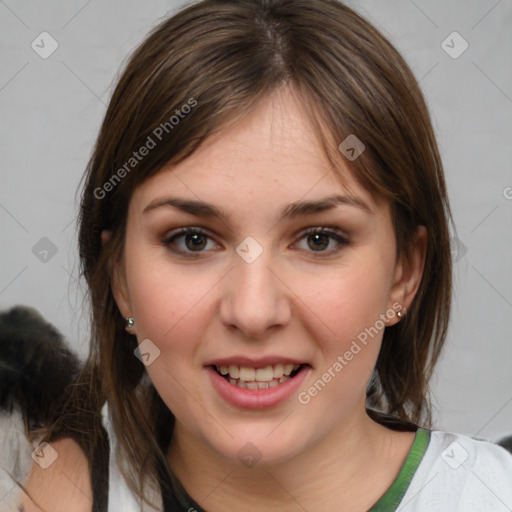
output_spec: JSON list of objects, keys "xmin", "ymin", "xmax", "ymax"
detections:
[{"xmin": 1, "ymin": 0, "xmax": 511, "ymax": 441}]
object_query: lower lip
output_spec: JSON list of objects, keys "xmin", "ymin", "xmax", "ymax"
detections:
[{"xmin": 207, "ymin": 365, "xmax": 310, "ymax": 409}]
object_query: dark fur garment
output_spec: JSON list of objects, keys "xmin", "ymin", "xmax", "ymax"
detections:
[
  {"xmin": 0, "ymin": 305, "xmax": 81, "ymax": 430},
  {"xmin": 0, "ymin": 306, "xmax": 110, "ymax": 512},
  {"xmin": 498, "ymin": 435, "xmax": 512, "ymax": 454}
]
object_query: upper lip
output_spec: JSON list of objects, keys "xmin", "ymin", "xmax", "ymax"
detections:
[{"xmin": 205, "ymin": 356, "xmax": 309, "ymax": 369}]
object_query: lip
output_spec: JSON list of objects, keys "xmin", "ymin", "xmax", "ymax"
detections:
[
  {"xmin": 206, "ymin": 364, "xmax": 311, "ymax": 409},
  {"xmin": 204, "ymin": 355, "xmax": 308, "ymax": 369}
]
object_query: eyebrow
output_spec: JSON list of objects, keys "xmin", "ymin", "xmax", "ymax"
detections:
[{"xmin": 142, "ymin": 194, "xmax": 373, "ymax": 220}]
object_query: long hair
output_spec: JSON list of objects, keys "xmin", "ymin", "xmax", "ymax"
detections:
[{"xmin": 51, "ymin": 0, "xmax": 453, "ymax": 507}]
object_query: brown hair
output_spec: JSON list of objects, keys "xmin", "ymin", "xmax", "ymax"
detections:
[{"xmin": 51, "ymin": 0, "xmax": 454, "ymax": 507}]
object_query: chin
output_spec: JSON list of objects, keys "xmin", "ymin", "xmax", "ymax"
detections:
[{"xmin": 202, "ymin": 421, "xmax": 310, "ymax": 469}]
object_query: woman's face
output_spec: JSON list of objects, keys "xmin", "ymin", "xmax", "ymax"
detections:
[{"xmin": 112, "ymin": 88, "xmax": 424, "ymax": 466}]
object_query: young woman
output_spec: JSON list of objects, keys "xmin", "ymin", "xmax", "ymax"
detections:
[{"xmin": 20, "ymin": 0, "xmax": 512, "ymax": 511}]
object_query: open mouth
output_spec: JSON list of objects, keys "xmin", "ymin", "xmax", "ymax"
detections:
[{"xmin": 212, "ymin": 363, "xmax": 305, "ymax": 390}]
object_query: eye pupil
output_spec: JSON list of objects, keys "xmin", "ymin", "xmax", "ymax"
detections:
[
  {"xmin": 308, "ymin": 233, "xmax": 329, "ymax": 251},
  {"xmin": 186, "ymin": 233, "xmax": 207, "ymax": 250}
]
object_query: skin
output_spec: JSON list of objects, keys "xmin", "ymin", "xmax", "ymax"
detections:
[
  {"xmin": 21, "ymin": 438, "xmax": 92, "ymax": 512},
  {"xmin": 111, "ymin": 86, "xmax": 427, "ymax": 511}
]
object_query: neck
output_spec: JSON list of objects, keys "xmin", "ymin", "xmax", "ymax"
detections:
[{"xmin": 167, "ymin": 406, "xmax": 415, "ymax": 511}]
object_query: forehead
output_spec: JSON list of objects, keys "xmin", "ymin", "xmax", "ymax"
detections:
[{"xmin": 130, "ymin": 88, "xmax": 380, "ymax": 217}]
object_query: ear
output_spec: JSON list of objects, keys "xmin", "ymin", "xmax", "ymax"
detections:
[
  {"xmin": 102, "ymin": 229, "xmax": 132, "ymax": 322},
  {"xmin": 387, "ymin": 225, "xmax": 427, "ymax": 325}
]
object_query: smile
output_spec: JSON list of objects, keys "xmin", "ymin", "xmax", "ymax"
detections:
[
  {"xmin": 214, "ymin": 363, "xmax": 302, "ymax": 389},
  {"xmin": 206, "ymin": 360, "xmax": 311, "ymax": 409}
]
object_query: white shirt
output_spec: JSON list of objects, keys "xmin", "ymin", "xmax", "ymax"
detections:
[
  {"xmin": 101, "ymin": 405, "xmax": 512, "ymax": 511},
  {"xmin": 396, "ymin": 430, "xmax": 512, "ymax": 511}
]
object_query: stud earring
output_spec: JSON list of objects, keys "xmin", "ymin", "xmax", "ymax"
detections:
[
  {"xmin": 397, "ymin": 311, "xmax": 403, "ymax": 318},
  {"xmin": 125, "ymin": 317, "xmax": 135, "ymax": 328}
]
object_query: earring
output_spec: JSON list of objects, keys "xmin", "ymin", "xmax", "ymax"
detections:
[
  {"xmin": 397, "ymin": 311, "xmax": 403, "ymax": 318},
  {"xmin": 125, "ymin": 317, "xmax": 135, "ymax": 328}
]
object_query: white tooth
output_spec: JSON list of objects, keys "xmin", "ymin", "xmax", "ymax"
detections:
[
  {"xmin": 257, "ymin": 381, "xmax": 269, "ymax": 389},
  {"xmin": 283, "ymin": 364, "xmax": 293, "ymax": 376},
  {"xmin": 228, "ymin": 377, "xmax": 237, "ymax": 385},
  {"xmin": 219, "ymin": 365, "xmax": 229, "ymax": 375},
  {"xmin": 228, "ymin": 365, "xmax": 239, "ymax": 379},
  {"xmin": 292, "ymin": 364, "xmax": 300, "ymax": 371},
  {"xmin": 237, "ymin": 381, "xmax": 248, "ymax": 389},
  {"xmin": 273, "ymin": 363, "xmax": 284, "ymax": 378},
  {"xmin": 246, "ymin": 381, "xmax": 258, "ymax": 389},
  {"xmin": 279, "ymin": 376, "xmax": 287, "ymax": 383},
  {"xmin": 256, "ymin": 366, "xmax": 273, "ymax": 381},
  {"xmin": 239, "ymin": 366, "xmax": 256, "ymax": 381},
  {"xmin": 268, "ymin": 380, "xmax": 279, "ymax": 388}
]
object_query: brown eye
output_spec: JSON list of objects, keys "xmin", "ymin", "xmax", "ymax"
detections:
[
  {"xmin": 162, "ymin": 227, "xmax": 220, "ymax": 255},
  {"xmin": 295, "ymin": 227, "xmax": 349, "ymax": 255},
  {"xmin": 183, "ymin": 232, "xmax": 208, "ymax": 251},
  {"xmin": 307, "ymin": 232, "xmax": 330, "ymax": 251}
]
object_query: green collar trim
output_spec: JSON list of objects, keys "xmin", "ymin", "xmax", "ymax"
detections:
[{"xmin": 369, "ymin": 428, "xmax": 431, "ymax": 511}]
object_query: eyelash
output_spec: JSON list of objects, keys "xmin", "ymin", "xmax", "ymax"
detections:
[{"xmin": 161, "ymin": 226, "xmax": 349, "ymax": 257}]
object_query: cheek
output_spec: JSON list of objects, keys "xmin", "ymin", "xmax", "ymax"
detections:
[
  {"xmin": 124, "ymin": 255, "xmax": 215, "ymax": 420},
  {"xmin": 293, "ymin": 268, "xmax": 389, "ymax": 415},
  {"xmin": 295, "ymin": 257, "xmax": 392, "ymax": 353},
  {"xmin": 126, "ymin": 249, "xmax": 213, "ymax": 345}
]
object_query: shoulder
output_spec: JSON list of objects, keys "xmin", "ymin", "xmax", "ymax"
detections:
[
  {"xmin": 427, "ymin": 429, "xmax": 512, "ymax": 473},
  {"xmin": 402, "ymin": 429, "xmax": 512, "ymax": 510},
  {"xmin": 21, "ymin": 437, "xmax": 92, "ymax": 512}
]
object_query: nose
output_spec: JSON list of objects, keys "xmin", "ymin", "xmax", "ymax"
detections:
[{"xmin": 219, "ymin": 247, "xmax": 291, "ymax": 339}]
